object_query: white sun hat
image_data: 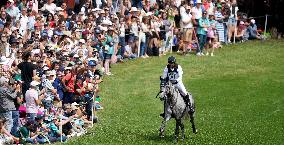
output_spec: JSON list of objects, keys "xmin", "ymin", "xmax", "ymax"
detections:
[{"xmin": 30, "ymin": 80, "xmax": 40, "ymax": 86}]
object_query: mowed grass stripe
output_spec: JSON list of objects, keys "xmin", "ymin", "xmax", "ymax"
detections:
[{"xmin": 59, "ymin": 40, "xmax": 284, "ymax": 145}]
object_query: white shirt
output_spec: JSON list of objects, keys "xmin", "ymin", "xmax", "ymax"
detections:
[
  {"xmin": 6, "ymin": 6, "xmax": 20, "ymax": 18},
  {"xmin": 41, "ymin": 3, "xmax": 57, "ymax": 14},
  {"xmin": 230, "ymin": 6, "xmax": 239, "ymax": 18},
  {"xmin": 207, "ymin": 2, "xmax": 215, "ymax": 14},
  {"xmin": 119, "ymin": 24, "xmax": 125, "ymax": 37},
  {"xmin": 25, "ymin": 89, "xmax": 39, "ymax": 114},
  {"xmin": 125, "ymin": 45, "xmax": 133, "ymax": 54},
  {"xmin": 192, "ymin": 6, "xmax": 203, "ymax": 19},
  {"xmin": 131, "ymin": 22, "xmax": 139, "ymax": 37},
  {"xmin": 140, "ymin": 23, "xmax": 148, "ymax": 42},
  {"xmin": 175, "ymin": 0, "xmax": 182, "ymax": 7},
  {"xmin": 181, "ymin": 12, "xmax": 193, "ymax": 29},
  {"xmin": 162, "ymin": 65, "xmax": 183, "ymax": 82},
  {"xmin": 152, "ymin": 21, "xmax": 161, "ymax": 32},
  {"xmin": 3, "ymin": 43, "xmax": 10, "ymax": 58},
  {"xmin": 19, "ymin": 14, "xmax": 29, "ymax": 36}
]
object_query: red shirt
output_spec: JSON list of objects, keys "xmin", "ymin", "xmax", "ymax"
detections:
[{"xmin": 64, "ymin": 73, "xmax": 75, "ymax": 93}]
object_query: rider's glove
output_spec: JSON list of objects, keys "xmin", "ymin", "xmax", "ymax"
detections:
[
  {"xmin": 171, "ymin": 80, "xmax": 178, "ymax": 84},
  {"xmin": 159, "ymin": 95, "xmax": 164, "ymax": 101}
]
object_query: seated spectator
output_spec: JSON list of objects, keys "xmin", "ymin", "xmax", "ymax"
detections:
[
  {"xmin": 0, "ymin": 118, "xmax": 18, "ymax": 145},
  {"xmin": 247, "ymin": 19, "xmax": 262, "ymax": 40},
  {"xmin": 14, "ymin": 120, "xmax": 43, "ymax": 144},
  {"xmin": 48, "ymin": 116, "xmax": 67, "ymax": 142},
  {"xmin": 124, "ymin": 44, "xmax": 137, "ymax": 59},
  {"xmin": 235, "ymin": 21, "xmax": 246, "ymax": 42}
]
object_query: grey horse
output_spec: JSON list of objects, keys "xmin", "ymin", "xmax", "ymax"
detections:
[{"xmin": 158, "ymin": 77, "xmax": 197, "ymax": 142}]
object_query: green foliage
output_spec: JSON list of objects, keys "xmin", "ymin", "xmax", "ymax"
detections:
[
  {"xmin": 57, "ymin": 40, "xmax": 284, "ymax": 145},
  {"xmin": 263, "ymin": 32, "xmax": 271, "ymax": 39}
]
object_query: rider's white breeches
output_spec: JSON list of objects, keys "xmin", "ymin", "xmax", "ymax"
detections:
[
  {"xmin": 174, "ymin": 82, "xmax": 188, "ymax": 96},
  {"xmin": 174, "ymin": 82, "xmax": 195, "ymax": 109}
]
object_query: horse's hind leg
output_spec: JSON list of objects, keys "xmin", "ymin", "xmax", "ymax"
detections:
[
  {"xmin": 188, "ymin": 98, "xmax": 197, "ymax": 134},
  {"xmin": 189, "ymin": 112, "xmax": 197, "ymax": 134}
]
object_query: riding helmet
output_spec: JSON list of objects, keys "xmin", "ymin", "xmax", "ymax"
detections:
[{"xmin": 168, "ymin": 56, "xmax": 176, "ymax": 64}]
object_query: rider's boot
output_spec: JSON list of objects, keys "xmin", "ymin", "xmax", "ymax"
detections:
[{"xmin": 183, "ymin": 94, "xmax": 195, "ymax": 113}]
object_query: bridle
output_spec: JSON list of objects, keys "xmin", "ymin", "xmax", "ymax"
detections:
[{"xmin": 159, "ymin": 82, "xmax": 178, "ymax": 108}]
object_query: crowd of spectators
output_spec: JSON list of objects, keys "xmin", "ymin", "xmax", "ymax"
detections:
[{"xmin": 0, "ymin": 0, "xmax": 266, "ymax": 144}]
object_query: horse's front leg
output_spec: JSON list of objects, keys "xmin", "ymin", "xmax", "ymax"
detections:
[
  {"xmin": 180, "ymin": 120, "xmax": 185, "ymax": 142},
  {"xmin": 159, "ymin": 120, "xmax": 166, "ymax": 138},
  {"xmin": 159, "ymin": 107, "xmax": 172, "ymax": 138},
  {"xmin": 175, "ymin": 119, "xmax": 181, "ymax": 143}
]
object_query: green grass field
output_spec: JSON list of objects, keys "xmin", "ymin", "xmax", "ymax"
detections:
[{"xmin": 61, "ymin": 40, "xmax": 284, "ymax": 145}]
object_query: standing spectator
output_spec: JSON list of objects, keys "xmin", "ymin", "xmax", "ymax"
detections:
[
  {"xmin": 6, "ymin": 0, "xmax": 20, "ymax": 20},
  {"xmin": 62, "ymin": 67, "xmax": 76, "ymax": 104},
  {"xmin": 221, "ymin": 0, "xmax": 230, "ymax": 44},
  {"xmin": 227, "ymin": 0, "xmax": 238, "ymax": 43},
  {"xmin": 41, "ymin": 0, "xmax": 57, "ymax": 14},
  {"xmin": 181, "ymin": 5, "xmax": 194, "ymax": 55},
  {"xmin": 42, "ymin": 70, "xmax": 60, "ymax": 110},
  {"xmin": 53, "ymin": 71, "xmax": 65, "ymax": 101},
  {"xmin": 215, "ymin": 4, "xmax": 225, "ymax": 43},
  {"xmin": 129, "ymin": 14, "xmax": 139, "ymax": 54},
  {"xmin": 11, "ymin": 79, "xmax": 23, "ymax": 136},
  {"xmin": 0, "ymin": 32, "xmax": 9, "ymax": 57},
  {"xmin": 118, "ymin": 18, "xmax": 126, "ymax": 58},
  {"xmin": 25, "ymin": 80, "xmax": 43, "ymax": 121},
  {"xmin": 197, "ymin": 11, "xmax": 209, "ymax": 56},
  {"xmin": 205, "ymin": 0, "xmax": 215, "ymax": 14},
  {"xmin": 16, "ymin": 51, "xmax": 37, "ymax": 96},
  {"xmin": 0, "ymin": 76, "xmax": 17, "ymax": 133},
  {"xmin": 192, "ymin": 0, "xmax": 203, "ymax": 24},
  {"xmin": 104, "ymin": 28, "xmax": 115, "ymax": 76},
  {"xmin": 18, "ymin": 7, "xmax": 29, "ymax": 37},
  {"xmin": 140, "ymin": 16, "xmax": 149, "ymax": 58},
  {"xmin": 206, "ymin": 12, "xmax": 216, "ymax": 56}
]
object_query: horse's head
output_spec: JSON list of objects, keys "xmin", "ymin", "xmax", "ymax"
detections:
[
  {"xmin": 160, "ymin": 76, "xmax": 176, "ymax": 101},
  {"xmin": 165, "ymin": 81, "xmax": 177, "ymax": 101},
  {"xmin": 159, "ymin": 76, "xmax": 168, "ymax": 100}
]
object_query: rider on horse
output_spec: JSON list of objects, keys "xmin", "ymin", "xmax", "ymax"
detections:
[{"xmin": 160, "ymin": 56, "xmax": 192, "ymax": 117}]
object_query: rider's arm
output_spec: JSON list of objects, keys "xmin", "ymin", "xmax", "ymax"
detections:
[
  {"xmin": 176, "ymin": 65, "xmax": 183, "ymax": 82},
  {"xmin": 161, "ymin": 67, "xmax": 168, "ymax": 79}
]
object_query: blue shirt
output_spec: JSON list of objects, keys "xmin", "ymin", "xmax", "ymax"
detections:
[
  {"xmin": 197, "ymin": 17, "xmax": 210, "ymax": 35},
  {"xmin": 52, "ymin": 78, "xmax": 64, "ymax": 100},
  {"xmin": 48, "ymin": 122, "xmax": 60, "ymax": 137}
]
